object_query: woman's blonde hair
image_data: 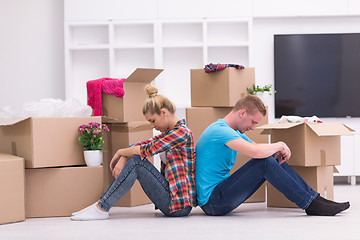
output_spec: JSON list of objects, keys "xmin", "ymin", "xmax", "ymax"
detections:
[{"xmin": 142, "ymin": 84, "xmax": 176, "ymax": 115}]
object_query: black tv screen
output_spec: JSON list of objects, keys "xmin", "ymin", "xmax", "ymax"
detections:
[{"xmin": 274, "ymin": 33, "xmax": 360, "ymax": 118}]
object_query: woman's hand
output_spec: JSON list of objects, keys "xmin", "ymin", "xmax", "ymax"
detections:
[
  {"xmin": 112, "ymin": 156, "xmax": 129, "ymax": 178},
  {"xmin": 110, "ymin": 149, "xmax": 122, "ymax": 172}
]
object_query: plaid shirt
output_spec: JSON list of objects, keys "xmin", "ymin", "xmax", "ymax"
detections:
[{"xmin": 136, "ymin": 119, "xmax": 196, "ymax": 213}]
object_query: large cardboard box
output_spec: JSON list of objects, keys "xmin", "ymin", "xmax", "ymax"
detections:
[
  {"xmin": 103, "ymin": 119, "xmax": 154, "ymax": 207},
  {"xmin": 0, "ymin": 117, "xmax": 101, "ymax": 168},
  {"xmin": 267, "ymin": 166, "xmax": 334, "ymax": 208},
  {"xmin": 190, "ymin": 67, "xmax": 255, "ymax": 107},
  {"xmin": 258, "ymin": 122, "xmax": 353, "ymax": 166},
  {"xmin": 186, "ymin": 107, "xmax": 269, "ymax": 144},
  {"xmin": 102, "ymin": 68, "xmax": 163, "ymax": 122},
  {"xmin": 25, "ymin": 166, "xmax": 104, "ymax": 218},
  {"xmin": 0, "ymin": 153, "xmax": 25, "ymax": 225},
  {"xmin": 186, "ymin": 107, "xmax": 269, "ymax": 202}
]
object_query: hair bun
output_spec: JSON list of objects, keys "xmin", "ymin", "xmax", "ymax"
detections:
[{"xmin": 145, "ymin": 84, "xmax": 158, "ymax": 98}]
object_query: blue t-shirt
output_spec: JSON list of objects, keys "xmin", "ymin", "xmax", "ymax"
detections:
[{"xmin": 195, "ymin": 119, "xmax": 252, "ymax": 206}]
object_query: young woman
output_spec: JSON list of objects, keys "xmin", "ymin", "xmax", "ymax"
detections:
[{"xmin": 71, "ymin": 85, "xmax": 196, "ymax": 220}]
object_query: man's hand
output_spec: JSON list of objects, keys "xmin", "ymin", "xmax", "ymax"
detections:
[{"xmin": 275, "ymin": 142, "xmax": 291, "ymax": 165}]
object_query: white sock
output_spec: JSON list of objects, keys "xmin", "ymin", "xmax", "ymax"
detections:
[
  {"xmin": 70, "ymin": 204, "xmax": 109, "ymax": 221},
  {"xmin": 72, "ymin": 202, "xmax": 98, "ymax": 216}
]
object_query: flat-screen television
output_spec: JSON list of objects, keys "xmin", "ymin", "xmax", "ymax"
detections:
[{"xmin": 274, "ymin": 33, "xmax": 360, "ymax": 118}]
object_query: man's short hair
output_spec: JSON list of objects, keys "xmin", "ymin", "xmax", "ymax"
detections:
[{"xmin": 233, "ymin": 95, "xmax": 267, "ymax": 116}]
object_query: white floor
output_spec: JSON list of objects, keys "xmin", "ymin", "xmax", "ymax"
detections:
[{"xmin": 1, "ymin": 184, "xmax": 359, "ymax": 240}]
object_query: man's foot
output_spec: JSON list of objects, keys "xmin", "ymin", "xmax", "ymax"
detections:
[
  {"xmin": 317, "ymin": 196, "xmax": 350, "ymax": 211},
  {"xmin": 305, "ymin": 195, "xmax": 350, "ymax": 216},
  {"xmin": 70, "ymin": 203, "xmax": 109, "ymax": 221}
]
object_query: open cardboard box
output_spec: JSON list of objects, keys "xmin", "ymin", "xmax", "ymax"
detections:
[
  {"xmin": 267, "ymin": 165, "xmax": 336, "ymax": 208},
  {"xmin": 0, "ymin": 117, "xmax": 101, "ymax": 168},
  {"xmin": 0, "ymin": 153, "xmax": 25, "ymax": 225},
  {"xmin": 102, "ymin": 68, "xmax": 163, "ymax": 122},
  {"xmin": 102, "ymin": 118, "xmax": 154, "ymax": 207},
  {"xmin": 190, "ymin": 67, "xmax": 255, "ymax": 107},
  {"xmin": 25, "ymin": 166, "xmax": 104, "ymax": 218},
  {"xmin": 258, "ymin": 122, "xmax": 353, "ymax": 166},
  {"xmin": 186, "ymin": 106, "xmax": 269, "ymax": 202}
]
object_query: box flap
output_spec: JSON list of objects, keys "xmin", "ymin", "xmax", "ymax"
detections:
[
  {"xmin": 0, "ymin": 153, "xmax": 24, "ymax": 161},
  {"xmin": 107, "ymin": 121, "xmax": 152, "ymax": 132},
  {"xmin": 257, "ymin": 122, "xmax": 302, "ymax": 130},
  {"xmin": 306, "ymin": 123, "xmax": 353, "ymax": 136},
  {"xmin": 126, "ymin": 68, "xmax": 163, "ymax": 83},
  {"xmin": 0, "ymin": 117, "xmax": 30, "ymax": 126}
]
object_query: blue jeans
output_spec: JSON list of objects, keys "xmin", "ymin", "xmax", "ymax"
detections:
[
  {"xmin": 98, "ymin": 155, "xmax": 191, "ymax": 217},
  {"xmin": 201, "ymin": 156, "xmax": 319, "ymax": 216}
]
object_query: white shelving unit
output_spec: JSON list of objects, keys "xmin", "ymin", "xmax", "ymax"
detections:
[{"xmin": 64, "ymin": 18, "xmax": 252, "ymax": 107}]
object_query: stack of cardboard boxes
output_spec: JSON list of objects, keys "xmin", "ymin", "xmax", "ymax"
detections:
[
  {"xmin": 101, "ymin": 68, "xmax": 163, "ymax": 207},
  {"xmin": 259, "ymin": 122, "xmax": 353, "ymax": 207},
  {"xmin": 187, "ymin": 67, "xmax": 268, "ymax": 203},
  {"xmin": 0, "ymin": 117, "xmax": 104, "ymax": 223}
]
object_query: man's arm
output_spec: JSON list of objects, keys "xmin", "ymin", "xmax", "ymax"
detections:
[{"xmin": 226, "ymin": 138, "xmax": 291, "ymax": 162}]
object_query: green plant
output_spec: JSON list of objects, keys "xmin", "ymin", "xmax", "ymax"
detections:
[
  {"xmin": 78, "ymin": 122, "xmax": 109, "ymax": 151},
  {"xmin": 247, "ymin": 84, "xmax": 276, "ymax": 95}
]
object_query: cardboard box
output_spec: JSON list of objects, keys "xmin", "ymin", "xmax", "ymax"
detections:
[
  {"xmin": 186, "ymin": 107, "xmax": 269, "ymax": 202},
  {"xmin": 103, "ymin": 120, "xmax": 154, "ymax": 207},
  {"xmin": 258, "ymin": 122, "xmax": 353, "ymax": 166},
  {"xmin": 267, "ymin": 165, "xmax": 334, "ymax": 208},
  {"xmin": 25, "ymin": 166, "xmax": 104, "ymax": 218},
  {"xmin": 102, "ymin": 68, "xmax": 163, "ymax": 122},
  {"xmin": 186, "ymin": 106, "xmax": 269, "ymax": 144},
  {"xmin": 0, "ymin": 153, "xmax": 25, "ymax": 224},
  {"xmin": 190, "ymin": 67, "xmax": 255, "ymax": 107},
  {"xmin": 0, "ymin": 117, "xmax": 101, "ymax": 168}
]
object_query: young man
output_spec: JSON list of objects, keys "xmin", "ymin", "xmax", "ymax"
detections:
[{"xmin": 195, "ymin": 95, "xmax": 350, "ymax": 216}]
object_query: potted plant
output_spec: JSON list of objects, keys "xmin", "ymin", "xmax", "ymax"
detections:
[
  {"xmin": 247, "ymin": 84, "xmax": 276, "ymax": 105},
  {"xmin": 78, "ymin": 122, "xmax": 109, "ymax": 167},
  {"xmin": 247, "ymin": 84, "xmax": 276, "ymax": 96}
]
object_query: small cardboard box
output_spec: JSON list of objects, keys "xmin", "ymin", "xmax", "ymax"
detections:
[
  {"xmin": 258, "ymin": 122, "xmax": 353, "ymax": 166},
  {"xmin": 0, "ymin": 117, "xmax": 101, "ymax": 168},
  {"xmin": 186, "ymin": 107, "xmax": 269, "ymax": 202},
  {"xmin": 0, "ymin": 153, "xmax": 25, "ymax": 225},
  {"xmin": 103, "ymin": 119, "xmax": 154, "ymax": 207},
  {"xmin": 267, "ymin": 165, "xmax": 335, "ymax": 208},
  {"xmin": 190, "ymin": 67, "xmax": 255, "ymax": 107},
  {"xmin": 25, "ymin": 166, "xmax": 104, "ymax": 218},
  {"xmin": 102, "ymin": 68, "xmax": 163, "ymax": 122}
]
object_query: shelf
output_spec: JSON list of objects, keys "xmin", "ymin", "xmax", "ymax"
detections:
[
  {"xmin": 162, "ymin": 42, "xmax": 203, "ymax": 48},
  {"xmin": 114, "ymin": 48, "xmax": 155, "ymax": 78},
  {"xmin": 161, "ymin": 47, "xmax": 203, "ymax": 107},
  {"xmin": 69, "ymin": 44, "xmax": 110, "ymax": 50},
  {"xmin": 113, "ymin": 43, "xmax": 155, "ymax": 49},
  {"xmin": 162, "ymin": 22, "xmax": 203, "ymax": 44},
  {"xmin": 207, "ymin": 42, "xmax": 250, "ymax": 47},
  {"xmin": 114, "ymin": 23, "xmax": 154, "ymax": 44},
  {"xmin": 207, "ymin": 46, "xmax": 249, "ymax": 66},
  {"xmin": 69, "ymin": 24, "xmax": 109, "ymax": 45},
  {"xmin": 207, "ymin": 21, "xmax": 249, "ymax": 43},
  {"xmin": 70, "ymin": 49, "xmax": 110, "ymax": 104}
]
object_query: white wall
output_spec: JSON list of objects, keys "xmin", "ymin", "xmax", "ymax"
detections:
[
  {"xmin": 253, "ymin": 16, "xmax": 360, "ymax": 125},
  {"xmin": 0, "ymin": 0, "xmax": 64, "ymax": 109}
]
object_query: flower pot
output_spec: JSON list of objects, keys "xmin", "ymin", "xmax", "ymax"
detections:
[{"xmin": 83, "ymin": 150, "xmax": 103, "ymax": 167}]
